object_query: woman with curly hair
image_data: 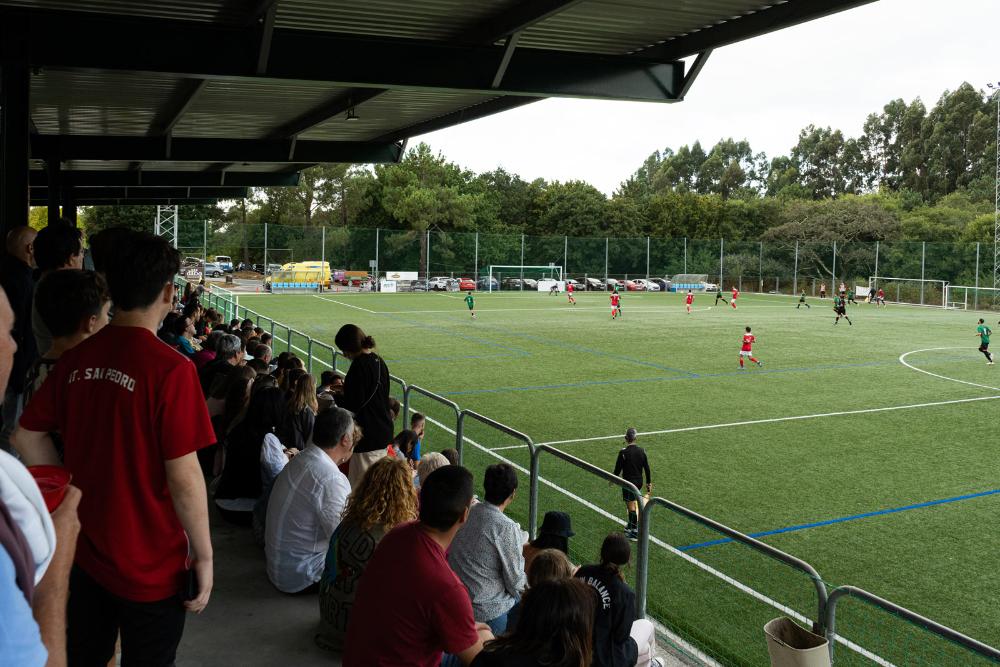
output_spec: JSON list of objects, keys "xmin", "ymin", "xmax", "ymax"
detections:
[{"xmin": 316, "ymin": 456, "xmax": 418, "ymax": 651}]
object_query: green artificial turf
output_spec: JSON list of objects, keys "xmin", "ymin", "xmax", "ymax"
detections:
[{"xmin": 236, "ymin": 290, "xmax": 1000, "ymax": 665}]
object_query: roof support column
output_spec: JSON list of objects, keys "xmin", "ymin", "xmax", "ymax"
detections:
[
  {"xmin": 47, "ymin": 158, "xmax": 62, "ymax": 226},
  {"xmin": 61, "ymin": 181, "xmax": 77, "ymax": 225},
  {"xmin": 1, "ymin": 61, "xmax": 30, "ymax": 238}
]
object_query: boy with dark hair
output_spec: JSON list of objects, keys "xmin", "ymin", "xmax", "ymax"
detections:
[
  {"xmin": 976, "ymin": 319, "xmax": 993, "ymax": 365},
  {"xmin": 738, "ymin": 326, "xmax": 762, "ymax": 369},
  {"xmin": 797, "ymin": 290, "xmax": 810, "ymax": 309},
  {"xmin": 0, "ymin": 226, "xmax": 37, "ymax": 453},
  {"xmin": 15, "ymin": 232, "xmax": 216, "ymax": 667},
  {"xmin": 613, "ymin": 428, "xmax": 651, "ymax": 540},
  {"xmin": 344, "ymin": 465, "xmax": 492, "ymax": 666},
  {"xmin": 24, "ymin": 270, "xmax": 111, "ymax": 407},
  {"xmin": 465, "ymin": 291, "xmax": 476, "ymax": 319},
  {"xmin": 833, "ymin": 295, "xmax": 852, "ymax": 326},
  {"xmin": 32, "ymin": 222, "xmax": 85, "ymax": 355},
  {"xmin": 410, "ymin": 411, "xmax": 425, "ymax": 462}
]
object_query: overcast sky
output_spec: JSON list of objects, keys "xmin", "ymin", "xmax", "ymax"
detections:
[{"xmin": 411, "ymin": 0, "xmax": 999, "ymax": 195}]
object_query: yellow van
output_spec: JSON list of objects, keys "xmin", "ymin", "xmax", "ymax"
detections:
[{"xmin": 265, "ymin": 261, "xmax": 332, "ymax": 291}]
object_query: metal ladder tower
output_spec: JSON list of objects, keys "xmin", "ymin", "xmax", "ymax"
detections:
[{"xmin": 155, "ymin": 205, "xmax": 178, "ymax": 249}]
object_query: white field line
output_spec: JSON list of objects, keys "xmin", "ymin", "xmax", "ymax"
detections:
[
  {"xmin": 898, "ymin": 347, "xmax": 1000, "ymax": 392},
  {"xmin": 312, "ymin": 294, "xmax": 378, "ymax": 313},
  {"xmin": 487, "ymin": 394, "xmax": 1000, "ymax": 451},
  {"xmin": 422, "ymin": 414, "xmax": 892, "ymax": 665}
]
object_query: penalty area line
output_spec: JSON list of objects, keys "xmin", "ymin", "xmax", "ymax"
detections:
[
  {"xmin": 489, "ymin": 394, "xmax": 1000, "ymax": 451},
  {"xmin": 421, "ymin": 414, "xmax": 893, "ymax": 666}
]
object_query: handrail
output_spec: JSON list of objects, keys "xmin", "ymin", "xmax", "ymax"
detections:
[
  {"xmin": 388, "ymin": 374, "xmax": 408, "ymax": 421},
  {"xmin": 457, "ymin": 410, "xmax": 535, "ymax": 535},
  {"xmin": 638, "ymin": 496, "xmax": 828, "ymax": 634},
  {"xmin": 825, "ymin": 585, "xmax": 1000, "ymax": 663},
  {"xmin": 405, "ymin": 385, "xmax": 461, "ymax": 454}
]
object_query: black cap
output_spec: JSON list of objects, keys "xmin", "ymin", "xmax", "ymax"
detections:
[
  {"xmin": 538, "ymin": 511, "xmax": 574, "ymax": 538},
  {"xmin": 625, "ymin": 427, "xmax": 638, "ymax": 443}
]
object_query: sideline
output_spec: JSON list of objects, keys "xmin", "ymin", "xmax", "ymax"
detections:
[
  {"xmin": 312, "ymin": 294, "xmax": 377, "ymax": 313},
  {"xmin": 488, "ymin": 394, "xmax": 1000, "ymax": 451},
  {"xmin": 421, "ymin": 414, "xmax": 892, "ymax": 666}
]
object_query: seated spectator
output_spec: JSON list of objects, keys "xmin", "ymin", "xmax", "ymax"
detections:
[
  {"xmin": 316, "ymin": 370, "xmax": 343, "ymax": 411},
  {"xmin": 411, "ymin": 411, "xmax": 426, "ymax": 461},
  {"xmin": 265, "ymin": 407, "xmax": 355, "ymax": 593},
  {"xmin": 388, "ymin": 429, "xmax": 418, "ymax": 463},
  {"xmin": 169, "ymin": 315, "xmax": 198, "ymax": 356},
  {"xmin": 343, "ymin": 466, "xmax": 492, "ymax": 666},
  {"xmin": 158, "ymin": 311, "xmax": 181, "ymax": 346},
  {"xmin": 254, "ymin": 343, "xmax": 272, "ymax": 366},
  {"xmin": 416, "ymin": 452, "xmax": 448, "ymax": 488},
  {"xmin": 316, "ymin": 456, "xmax": 418, "ymax": 652},
  {"xmin": 31, "ymin": 221, "xmax": 84, "ymax": 355},
  {"xmin": 199, "ymin": 333, "xmax": 242, "ymax": 396},
  {"xmin": 229, "ymin": 318, "xmax": 240, "ymax": 331},
  {"xmin": 260, "ymin": 332, "xmax": 273, "ymax": 349},
  {"xmin": 281, "ymin": 367, "xmax": 306, "ymax": 397},
  {"xmin": 448, "ymin": 463, "xmax": 526, "ymax": 635},
  {"xmin": 388, "ymin": 396, "xmax": 401, "ymax": 422},
  {"xmin": 523, "ymin": 511, "xmax": 575, "ymax": 576},
  {"xmin": 214, "ymin": 387, "xmax": 288, "ymax": 525},
  {"xmin": 441, "ymin": 448, "xmax": 460, "ymax": 466},
  {"xmin": 183, "ymin": 300, "xmax": 205, "ymax": 341},
  {"xmin": 280, "ymin": 373, "xmax": 317, "ymax": 451},
  {"xmin": 508, "ymin": 548, "xmax": 577, "ymax": 631},
  {"xmin": 246, "ymin": 358, "xmax": 268, "ymax": 375},
  {"xmin": 576, "ymin": 533, "xmax": 659, "ymax": 667},
  {"xmin": 193, "ymin": 329, "xmax": 224, "ymax": 369},
  {"xmin": 24, "ymin": 269, "xmax": 111, "ymax": 407},
  {"xmin": 471, "ymin": 578, "xmax": 596, "ymax": 667},
  {"xmin": 241, "ymin": 318, "xmax": 254, "ymax": 331}
]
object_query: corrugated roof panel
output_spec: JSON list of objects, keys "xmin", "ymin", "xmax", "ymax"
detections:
[
  {"xmin": 298, "ymin": 88, "xmax": 501, "ymax": 141},
  {"xmin": 173, "ymin": 79, "xmax": 351, "ymax": 140},
  {"xmin": 63, "ymin": 160, "xmax": 133, "ymax": 171},
  {"xmin": 274, "ymin": 0, "xmax": 516, "ymax": 40},
  {"xmin": 31, "ymin": 70, "xmax": 179, "ymax": 136},
  {"xmin": 519, "ymin": 0, "xmax": 777, "ymax": 54},
  {"xmin": 0, "ymin": 0, "xmax": 243, "ymax": 23}
]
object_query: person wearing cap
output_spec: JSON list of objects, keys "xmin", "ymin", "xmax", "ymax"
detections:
[
  {"xmin": 613, "ymin": 428, "xmax": 651, "ymax": 540},
  {"xmin": 522, "ymin": 511, "xmax": 576, "ymax": 576}
]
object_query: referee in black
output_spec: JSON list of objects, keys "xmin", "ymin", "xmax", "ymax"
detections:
[{"xmin": 613, "ymin": 427, "xmax": 652, "ymax": 540}]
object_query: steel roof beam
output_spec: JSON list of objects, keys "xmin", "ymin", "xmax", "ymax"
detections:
[
  {"xmin": 7, "ymin": 10, "xmax": 684, "ymax": 103},
  {"xmin": 29, "ymin": 170, "xmax": 300, "ymax": 187},
  {"xmin": 268, "ymin": 87, "xmax": 386, "ymax": 139},
  {"xmin": 149, "ymin": 78, "xmax": 209, "ymax": 137},
  {"xmin": 636, "ymin": 0, "xmax": 877, "ymax": 60},
  {"xmin": 30, "ymin": 186, "xmax": 249, "ymax": 200},
  {"xmin": 30, "ymin": 135, "xmax": 404, "ymax": 163},
  {"xmin": 372, "ymin": 96, "xmax": 539, "ymax": 144},
  {"xmin": 461, "ymin": 0, "xmax": 586, "ymax": 44},
  {"xmin": 31, "ymin": 198, "xmax": 224, "ymax": 206}
]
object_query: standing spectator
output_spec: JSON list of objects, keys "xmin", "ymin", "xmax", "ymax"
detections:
[
  {"xmin": 344, "ymin": 466, "xmax": 493, "ymax": 666},
  {"xmin": 265, "ymin": 407, "xmax": 355, "ymax": 593},
  {"xmin": 471, "ymin": 578, "xmax": 596, "ymax": 667},
  {"xmin": 24, "ymin": 270, "xmax": 111, "ymax": 410},
  {"xmin": 31, "ymin": 221, "xmax": 84, "ymax": 355},
  {"xmin": 316, "ymin": 456, "xmax": 418, "ymax": 651},
  {"xmin": 336, "ymin": 324, "xmax": 392, "ymax": 487},
  {"xmin": 281, "ymin": 373, "xmax": 317, "ymax": 451},
  {"xmin": 576, "ymin": 533, "xmax": 658, "ymax": 667},
  {"xmin": 448, "ymin": 463, "xmax": 526, "ymax": 634},
  {"xmin": 14, "ymin": 232, "xmax": 215, "ymax": 667},
  {"xmin": 522, "ymin": 511, "xmax": 575, "ymax": 576},
  {"xmin": 0, "ymin": 226, "xmax": 37, "ymax": 453}
]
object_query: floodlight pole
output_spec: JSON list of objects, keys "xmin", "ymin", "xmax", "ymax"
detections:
[
  {"xmin": 719, "ymin": 238, "xmax": 724, "ymax": 288},
  {"xmin": 564, "ymin": 235, "xmax": 568, "ymax": 276},
  {"xmin": 991, "ymin": 82, "xmax": 1000, "ymax": 289},
  {"xmin": 375, "ymin": 228, "xmax": 380, "ymax": 281},
  {"xmin": 604, "ymin": 237, "xmax": 609, "ymax": 285},
  {"xmin": 263, "ymin": 223, "xmax": 268, "ymax": 276},
  {"xmin": 473, "ymin": 232, "xmax": 478, "ymax": 281},
  {"xmin": 793, "ymin": 241, "xmax": 799, "ymax": 294},
  {"xmin": 646, "ymin": 237, "xmax": 650, "ymax": 282}
]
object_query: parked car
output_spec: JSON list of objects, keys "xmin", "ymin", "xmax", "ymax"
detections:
[
  {"xmin": 634, "ymin": 279, "xmax": 659, "ymax": 292},
  {"xmin": 648, "ymin": 278, "xmax": 669, "ymax": 292},
  {"xmin": 477, "ymin": 276, "xmax": 500, "ymax": 292},
  {"xmin": 582, "ymin": 277, "xmax": 604, "ymax": 291},
  {"xmin": 702, "ymin": 281, "xmax": 719, "ymax": 291},
  {"xmin": 445, "ymin": 278, "xmax": 461, "ymax": 291},
  {"xmin": 624, "ymin": 280, "xmax": 640, "ymax": 291},
  {"xmin": 502, "ymin": 277, "xmax": 523, "ymax": 290},
  {"xmin": 214, "ymin": 255, "xmax": 234, "ymax": 273},
  {"xmin": 410, "ymin": 280, "xmax": 429, "ymax": 292},
  {"xmin": 428, "ymin": 276, "xmax": 451, "ymax": 291},
  {"xmin": 203, "ymin": 262, "xmax": 225, "ymax": 278},
  {"xmin": 565, "ymin": 278, "xmax": 584, "ymax": 292},
  {"xmin": 458, "ymin": 278, "xmax": 476, "ymax": 291},
  {"xmin": 606, "ymin": 278, "xmax": 620, "ymax": 291},
  {"xmin": 522, "ymin": 278, "xmax": 538, "ymax": 289}
]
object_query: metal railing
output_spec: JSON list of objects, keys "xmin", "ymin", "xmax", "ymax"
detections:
[{"xmin": 176, "ymin": 276, "xmax": 1000, "ymax": 666}]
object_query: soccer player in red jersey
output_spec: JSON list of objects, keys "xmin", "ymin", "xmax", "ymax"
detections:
[
  {"xmin": 738, "ymin": 326, "xmax": 762, "ymax": 369},
  {"xmin": 610, "ymin": 290, "xmax": 621, "ymax": 319},
  {"xmin": 730, "ymin": 286, "xmax": 739, "ymax": 309},
  {"xmin": 877, "ymin": 288, "xmax": 885, "ymax": 308},
  {"xmin": 567, "ymin": 281, "xmax": 576, "ymax": 305},
  {"xmin": 685, "ymin": 290, "xmax": 694, "ymax": 314}
]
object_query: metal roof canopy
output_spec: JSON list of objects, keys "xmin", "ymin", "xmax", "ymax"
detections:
[{"xmin": 0, "ymin": 0, "xmax": 874, "ymax": 218}]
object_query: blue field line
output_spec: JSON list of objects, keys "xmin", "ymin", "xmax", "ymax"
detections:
[
  {"xmin": 678, "ymin": 489, "xmax": 1000, "ymax": 551},
  {"xmin": 437, "ymin": 357, "xmax": 930, "ymax": 396}
]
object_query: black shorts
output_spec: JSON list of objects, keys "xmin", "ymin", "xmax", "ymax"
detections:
[
  {"xmin": 980, "ymin": 342, "xmax": 990, "ymax": 352},
  {"xmin": 622, "ymin": 485, "xmax": 642, "ymax": 502},
  {"xmin": 836, "ymin": 307, "xmax": 846, "ymax": 315}
]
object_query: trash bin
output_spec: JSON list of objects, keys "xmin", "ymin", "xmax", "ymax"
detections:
[
  {"xmin": 225, "ymin": 275, "xmax": 234, "ymax": 286},
  {"xmin": 763, "ymin": 617, "xmax": 830, "ymax": 667}
]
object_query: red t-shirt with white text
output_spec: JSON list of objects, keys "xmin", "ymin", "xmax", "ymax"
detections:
[
  {"xmin": 20, "ymin": 325, "xmax": 215, "ymax": 601},
  {"xmin": 343, "ymin": 521, "xmax": 479, "ymax": 667},
  {"xmin": 741, "ymin": 333, "xmax": 755, "ymax": 351}
]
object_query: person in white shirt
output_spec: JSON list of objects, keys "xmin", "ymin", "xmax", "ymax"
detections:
[{"xmin": 265, "ymin": 407, "xmax": 356, "ymax": 593}]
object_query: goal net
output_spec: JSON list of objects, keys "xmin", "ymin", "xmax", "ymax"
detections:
[
  {"xmin": 488, "ymin": 265, "xmax": 563, "ymax": 292},
  {"xmin": 868, "ymin": 277, "xmax": 948, "ymax": 308},
  {"xmin": 944, "ymin": 285, "xmax": 1000, "ymax": 312}
]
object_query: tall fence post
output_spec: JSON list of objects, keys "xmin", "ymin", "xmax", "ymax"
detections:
[
  {"xmin": 263, "ymin": 223, "xmax": 268, "ymax": 277},
  {"xmin": 645, "ymin": 236, "xmax": 650, "ymax": 281},
  {"xmin": 473, "ymin": 231, "xmax": 478, "ymax": 281},
  {"xmin": 718, "ymin": 238, "xmax": 724, "ymax": 288},
  {"xmin": 831, "ymin": 241, "xmax": 837, "ymax": 288},
  {"xmin": 604, "ymin": 237, "xmax": 609, "ymax": 285},
  {"xmin": 683, "ymin": 237, "xmax": 687, "ymax": 274},
  {"xmin": 793, "ymin": 241, "xmax": 799, "ymax": 295},
  {"xmin": 564, "ymin": 235, "xmax": 568, "ymax": 276},
  {"xmin": 203, "ymin": 219, "xmax": 207, "ymax": 269},
  {"xmin": 874, "ymin": 240, "xmax": 879, "ymax": 289},
  {"xmin": 320, "ymin": 226, "xmax": 325, "ymax": 291},
  {"xmin": 758, "ymin": 241, "xmax": 763, "ymax": 293},
  {"xmin": 975, "ymin": 242, "xmax": 980, "ymax": 310},
  {"xmin": 426, "ymin": 230, "xmax": 431, "ymax": 281},
  {"xmin": 920, "ymin": 241, "xmax": 926, "ymax": 305},
  {"xmin": 520, "ymin": 233, "xmax": 525, "ymax": 289},
  {"xmin": 374, "ymin": 227, "xmax": 380, "ymax": 283}
]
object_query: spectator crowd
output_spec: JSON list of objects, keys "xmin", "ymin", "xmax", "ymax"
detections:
[{"xmin": 0, "ymin": 222, "xmax": 663, "ymax": 667}]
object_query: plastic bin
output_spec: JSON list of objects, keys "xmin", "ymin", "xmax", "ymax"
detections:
[{"xmin": 764, "ymin": 617, "xmax": 830, "ymax": 667}]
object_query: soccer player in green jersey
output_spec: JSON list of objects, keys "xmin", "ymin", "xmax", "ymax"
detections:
[
  {"xmin": 976, "ymin": 318, "xmax": 993, "ymax": 364},
  {"xmin": 465, "ymin": 291, "xmax": 476, "ymax": 319},
  {"xmin": 833, "ymin": 295, "xmax": 852, "ymax": 325},
  {"xmin": 797, "ymin": 290, "xmax": 810, "ymax": 309}
]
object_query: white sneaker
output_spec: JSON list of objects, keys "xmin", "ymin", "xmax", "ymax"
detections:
[{"xmin": 651, "ymin": 659, "xmax": 665, "ymax": 667}]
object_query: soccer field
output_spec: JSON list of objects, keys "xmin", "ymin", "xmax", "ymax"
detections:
[{"xmin": 236, "ymin": 289, "xmax": 1000, "ymax": 665}]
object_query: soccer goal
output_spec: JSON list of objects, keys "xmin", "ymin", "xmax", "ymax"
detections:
[
  {"xmin": 944, "ymin": 285, "xmax": 1000, "ymax": 312},
  {"xmin": 868, "ymin": 277, "xmax": 948, "ymax": 308},
  {"xmin": 487, "ymin": 265, "xmax": 563, "ymax": 292}
]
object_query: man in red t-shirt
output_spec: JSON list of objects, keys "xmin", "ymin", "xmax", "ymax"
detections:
[
  {"xmin": 344, "ymin": 465, "xmax": 492, "ymax": 667},
  {"xmin": 15, "ymin": 233, "xmax": 215, "ymax": 667}
]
